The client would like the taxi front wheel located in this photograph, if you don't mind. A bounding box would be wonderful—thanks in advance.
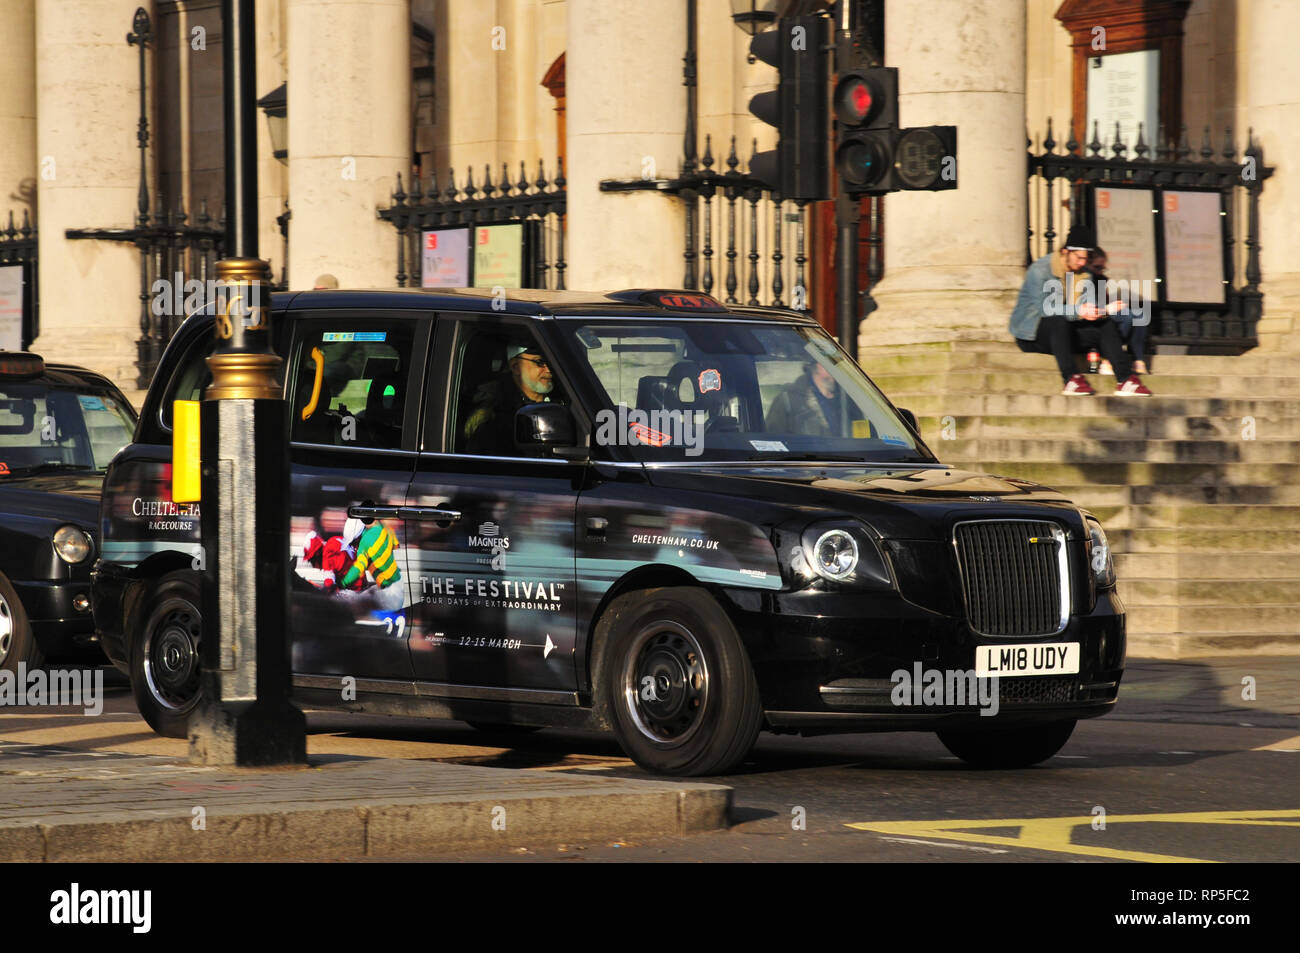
[130,572,203,738]
[0,572,40,675]
[601,587,762,777]
[936,719,1076,769]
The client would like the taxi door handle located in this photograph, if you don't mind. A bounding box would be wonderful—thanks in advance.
[348,504,402,521]
[397,507,462,524]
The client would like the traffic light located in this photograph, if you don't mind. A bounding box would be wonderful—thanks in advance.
[834,66,958,195]
[833,66,897,195]
[747,16,830,201]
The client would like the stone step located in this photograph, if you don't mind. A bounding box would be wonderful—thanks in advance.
[1120,579,1299,606]
[1114,552,1297,579]
[873,370,1300,398]
[1124,605,1300,632]
[893,393,1300,419]
[1084,503,1300,530]
[969,460,1294,488]
[938,437,1300,464]
[862,349,1300,378]
[1106,527,1299,554]
[1045,483,1300,507]
[1126,632,1300,659]
[915,413,1300,441]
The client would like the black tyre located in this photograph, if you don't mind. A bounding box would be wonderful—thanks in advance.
[600,586,762,777]
[129,572,203,738]
[0,572,41,675]
[937,719,1076,769]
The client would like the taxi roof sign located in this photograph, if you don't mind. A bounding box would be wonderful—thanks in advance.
[0,352,44,379]
[609,289,728,312]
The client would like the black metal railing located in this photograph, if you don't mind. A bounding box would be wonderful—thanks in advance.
[601,133,823,312]
[1028,118,1273,352]
[378,161,567,289]
[67,197,227,388]
[0,209,39,348]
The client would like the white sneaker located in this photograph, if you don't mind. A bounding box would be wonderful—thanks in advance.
[1099,360,1114,375]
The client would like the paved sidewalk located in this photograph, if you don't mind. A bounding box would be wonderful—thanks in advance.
[1115,655,1300,729]
[0,745,730,862]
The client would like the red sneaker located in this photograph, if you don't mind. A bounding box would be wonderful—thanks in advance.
[1115,375,1152,397]
[1062,374,1094,396]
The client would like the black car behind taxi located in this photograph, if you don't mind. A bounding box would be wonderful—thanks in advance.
[0,352,137,673]
[92,288,1125,775]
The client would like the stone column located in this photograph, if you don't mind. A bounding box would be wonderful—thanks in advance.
[565,0,686,290]
[257,0,289,286]
[865,0,1028,348]
[33,0,144,395]
[0,0,37,222]
[1247,0,1300,352]
[286,0,409,288]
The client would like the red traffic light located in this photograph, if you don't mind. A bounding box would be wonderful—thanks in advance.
[834,67,897,129]
[845,80,872,122]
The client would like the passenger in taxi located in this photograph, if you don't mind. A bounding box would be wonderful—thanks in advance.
[766,361,842,436]
[463,342,561,454]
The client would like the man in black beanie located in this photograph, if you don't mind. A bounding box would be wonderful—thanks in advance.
[1008,224,1151,396]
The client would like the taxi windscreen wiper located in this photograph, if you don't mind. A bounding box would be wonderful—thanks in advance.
[5,462,98,476]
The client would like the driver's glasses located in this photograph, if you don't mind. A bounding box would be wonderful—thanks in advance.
[518,355,549,368]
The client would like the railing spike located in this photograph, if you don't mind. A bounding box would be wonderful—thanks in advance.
[1043,117,1055,154]
[555,155,566,189]
[1200,125,1214,162]
[1222,126,1235,162]
[702,133,714,170]
[1065,117,1079,155]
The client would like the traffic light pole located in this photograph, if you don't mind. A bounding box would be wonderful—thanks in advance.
[834,0,859,360]
[189,0,305,767]
[835,191,859,360]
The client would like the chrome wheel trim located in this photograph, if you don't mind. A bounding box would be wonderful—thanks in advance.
[142,597,202,712]
[0,594,12,663]
[619,619,710,748]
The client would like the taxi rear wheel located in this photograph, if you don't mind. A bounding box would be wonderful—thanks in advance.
[601,587,762,777]
[937,719,1076,769]
[130,572,203,738]
[0,572,41,674]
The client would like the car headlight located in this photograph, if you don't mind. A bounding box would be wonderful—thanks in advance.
[53,525,93,564]
[1086,517,1115,589]
[785,520,893,589]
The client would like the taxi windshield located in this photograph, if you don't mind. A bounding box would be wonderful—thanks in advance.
[558,319,934,463]
[0,382,136,476]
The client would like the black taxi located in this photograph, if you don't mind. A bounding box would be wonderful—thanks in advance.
[92,288,1124,775]
[0,352,137,673]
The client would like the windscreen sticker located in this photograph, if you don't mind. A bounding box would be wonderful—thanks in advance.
[881,434,910,446]
[852,419,872,438]
[698,368,722,393]
[322,331,387,343]
[78,395,107,411]
[629,422,671,447]
[749,439,788,452]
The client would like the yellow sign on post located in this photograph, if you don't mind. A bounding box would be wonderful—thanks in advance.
[172,400,202,502]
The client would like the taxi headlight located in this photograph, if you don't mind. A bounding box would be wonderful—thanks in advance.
[794,520,894,589]
[812,529,858,579]
[1086,518,1116,589]
[53,525,93,564]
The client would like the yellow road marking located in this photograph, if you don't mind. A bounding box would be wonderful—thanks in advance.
[1253,734,1300,751]
[847,809,1300,863]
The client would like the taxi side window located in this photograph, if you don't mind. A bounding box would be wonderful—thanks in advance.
[289,322,415,450]
[158,329,214,432]
[452,325,561,456]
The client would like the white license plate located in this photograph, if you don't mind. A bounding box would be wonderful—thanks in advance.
[976,642,1080,677]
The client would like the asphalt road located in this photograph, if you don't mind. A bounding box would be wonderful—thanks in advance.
[2,659,1297,863]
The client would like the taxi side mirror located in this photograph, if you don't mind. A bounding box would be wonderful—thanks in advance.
[514,404,587,460]
[897,407,919,434]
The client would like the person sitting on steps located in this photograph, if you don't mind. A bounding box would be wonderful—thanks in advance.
[1008,225,1152,397]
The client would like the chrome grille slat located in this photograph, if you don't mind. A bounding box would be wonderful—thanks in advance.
[953,519,1068,637]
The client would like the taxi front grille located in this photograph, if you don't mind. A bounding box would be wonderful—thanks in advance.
[954,519,1067,637]
[995,675,1077,705]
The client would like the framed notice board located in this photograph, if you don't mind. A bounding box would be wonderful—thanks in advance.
[1159,188,1228,307]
